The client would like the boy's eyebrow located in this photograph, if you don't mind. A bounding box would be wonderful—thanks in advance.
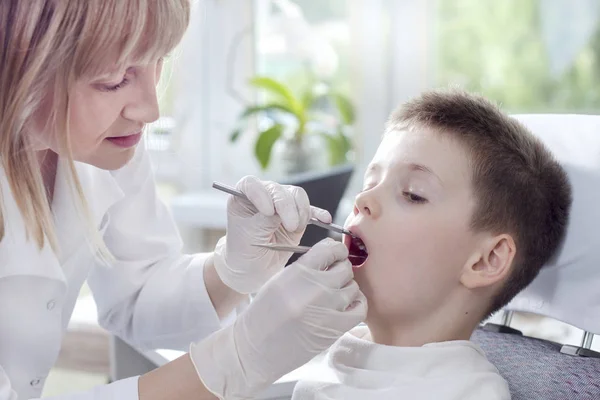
[409,163,443,185]
[365,164,380,174]
[363,163,381,180]
[365,162,443,185]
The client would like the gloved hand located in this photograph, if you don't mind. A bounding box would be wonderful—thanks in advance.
[190,239,367,400]
[213,175,332,294]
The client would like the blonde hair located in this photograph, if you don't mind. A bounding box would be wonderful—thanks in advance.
[0,0,190,256]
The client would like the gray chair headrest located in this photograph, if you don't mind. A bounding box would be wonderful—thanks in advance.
[506,114,600,335]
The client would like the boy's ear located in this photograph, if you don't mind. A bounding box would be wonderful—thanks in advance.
[460,234,516,290]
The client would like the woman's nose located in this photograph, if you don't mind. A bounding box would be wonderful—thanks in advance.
[122,70,160,124]
[354,190,381,218]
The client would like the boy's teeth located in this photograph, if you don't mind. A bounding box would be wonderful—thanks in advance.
[348,237,368,266]
[353,237,367,253]
[356,241,366,252]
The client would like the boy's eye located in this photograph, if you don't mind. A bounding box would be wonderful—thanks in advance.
[403,192,427,204]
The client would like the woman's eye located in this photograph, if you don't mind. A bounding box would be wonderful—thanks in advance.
[403,192,427,204]
[100,77,130,92]
[97,67,136,92]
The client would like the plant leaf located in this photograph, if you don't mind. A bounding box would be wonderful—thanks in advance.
[333,93,356,125]
[230,128,242,142]
[255,124,283,170]
[319,132,347,166]
[240,103,296,119]
[301,88,316,110]
[232,103,298,143]
[336,128,352,153]
[249,76,301,111]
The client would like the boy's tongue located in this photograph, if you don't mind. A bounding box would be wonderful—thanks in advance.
[348,237,368,267]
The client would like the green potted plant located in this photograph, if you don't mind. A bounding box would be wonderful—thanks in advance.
[230,75,355,174]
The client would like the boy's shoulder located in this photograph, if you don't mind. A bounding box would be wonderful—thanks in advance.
[347,324,370,339]
[292,326,511,399]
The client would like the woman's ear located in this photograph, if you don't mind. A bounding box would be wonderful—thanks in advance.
[460,234,516,289]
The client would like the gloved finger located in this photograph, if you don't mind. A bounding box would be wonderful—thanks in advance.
[310,258,354,289]
[251,213,284,239]
[266,182,300,232]
[311,206,332,224]
[344,290,368,318]
[294,238,349,272]
[236,176,275,217]
[318,295,367,332]
[331,280,361,311]
[285,185,311,232]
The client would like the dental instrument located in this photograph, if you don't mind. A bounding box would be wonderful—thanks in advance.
[212,182,359,239]
[251,243,367,262]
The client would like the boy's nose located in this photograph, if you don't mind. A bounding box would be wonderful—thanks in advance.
[354,190,381,218]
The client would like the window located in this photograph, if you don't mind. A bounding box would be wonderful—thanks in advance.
[148,50,179,154]
[433,0,600,113]
[157,55,178,117]
[255,0,352,96]
[147,52,180,191]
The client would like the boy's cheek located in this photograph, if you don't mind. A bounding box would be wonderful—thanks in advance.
[343,212,354,227]
[355,264,415,319]
[353,264,379,300]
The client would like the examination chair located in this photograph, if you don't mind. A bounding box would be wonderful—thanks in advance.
[473,114,600,400]
[282,163,354,265]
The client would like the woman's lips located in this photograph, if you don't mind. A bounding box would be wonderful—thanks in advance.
[106,132,142,148]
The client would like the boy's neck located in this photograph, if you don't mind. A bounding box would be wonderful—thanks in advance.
[365,296,484,347]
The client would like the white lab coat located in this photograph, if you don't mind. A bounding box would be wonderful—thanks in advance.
[0,144,223,399]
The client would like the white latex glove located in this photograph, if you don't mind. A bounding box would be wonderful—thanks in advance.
[190,239,367,400]
[214,175,332,294]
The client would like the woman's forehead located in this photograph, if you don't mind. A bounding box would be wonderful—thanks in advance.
[78,37,170,79]
[74,0,188,78]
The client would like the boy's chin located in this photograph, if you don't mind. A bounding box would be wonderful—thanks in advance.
[352,268,375,302]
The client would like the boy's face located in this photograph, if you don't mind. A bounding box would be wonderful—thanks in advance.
[346,127,483,324]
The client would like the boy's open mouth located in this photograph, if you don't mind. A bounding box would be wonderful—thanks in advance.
[344,232,369,267]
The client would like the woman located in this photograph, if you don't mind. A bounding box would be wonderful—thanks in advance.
[0,1,366,399]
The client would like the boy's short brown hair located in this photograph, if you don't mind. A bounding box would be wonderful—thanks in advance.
[386,88,572,318]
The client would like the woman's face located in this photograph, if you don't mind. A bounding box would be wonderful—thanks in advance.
[32,57,164,170]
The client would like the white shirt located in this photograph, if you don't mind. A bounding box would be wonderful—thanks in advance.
[0,145,223,399]
[292,326,511,400]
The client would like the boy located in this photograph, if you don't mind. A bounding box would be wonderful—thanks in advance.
[292,88,572,399]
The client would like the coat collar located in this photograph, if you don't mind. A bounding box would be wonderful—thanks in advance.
[0,157,125,282]
[51,157,125,264]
